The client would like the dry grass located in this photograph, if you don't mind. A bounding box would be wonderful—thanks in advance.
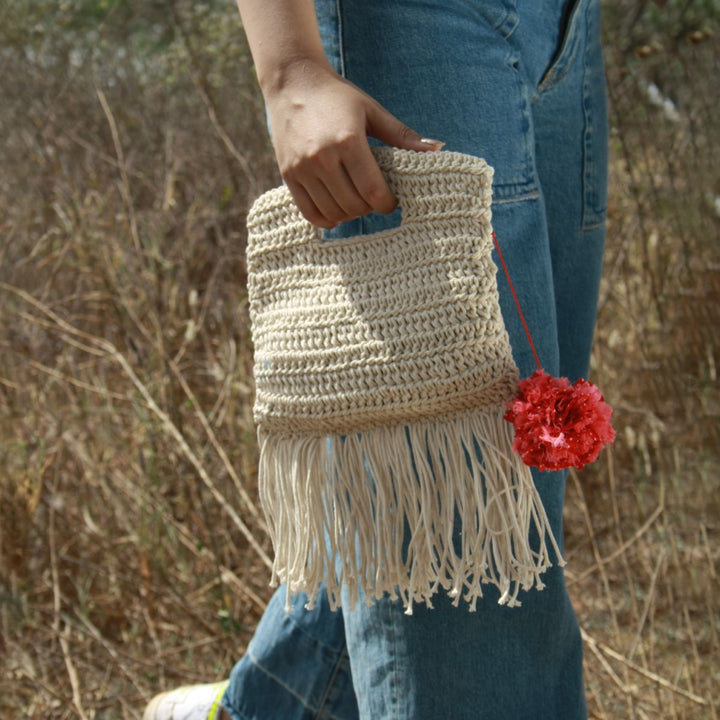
[1,2,718,719]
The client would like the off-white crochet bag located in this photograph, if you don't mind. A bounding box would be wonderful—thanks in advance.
[246,148,561,612]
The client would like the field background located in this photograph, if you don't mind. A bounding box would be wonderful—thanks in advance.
[1,1,718,718]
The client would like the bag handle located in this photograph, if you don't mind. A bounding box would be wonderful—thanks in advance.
[245,148,494,253]
[304,147,494,241]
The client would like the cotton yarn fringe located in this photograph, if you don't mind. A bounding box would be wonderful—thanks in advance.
[258,412,563,613]
[247,148,564,613]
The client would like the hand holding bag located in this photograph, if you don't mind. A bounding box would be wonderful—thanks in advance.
[246,148,562,612]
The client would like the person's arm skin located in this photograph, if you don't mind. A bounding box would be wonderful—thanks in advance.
[236,0,443,228]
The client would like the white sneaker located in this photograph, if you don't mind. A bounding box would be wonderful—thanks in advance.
[142,681,230,720]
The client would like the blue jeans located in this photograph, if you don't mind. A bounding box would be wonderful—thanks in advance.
[224,0,607,717]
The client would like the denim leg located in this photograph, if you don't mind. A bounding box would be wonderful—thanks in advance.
[318,1,604,718]
[223,587,358,720]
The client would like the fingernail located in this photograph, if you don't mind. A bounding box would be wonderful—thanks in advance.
[420,138,445,150]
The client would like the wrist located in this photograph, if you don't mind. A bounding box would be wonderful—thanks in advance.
[258,53,335,100]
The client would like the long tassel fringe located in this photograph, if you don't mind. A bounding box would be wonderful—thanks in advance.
[257,408,564,614]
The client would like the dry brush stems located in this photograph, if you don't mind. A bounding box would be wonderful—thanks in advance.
[565,499,664,586]
[49,482,91,720]
[581,628,709,707]
[96,88,141,256]
[166,357,265,526]
[0,280,272,571]
[167,0,258,194]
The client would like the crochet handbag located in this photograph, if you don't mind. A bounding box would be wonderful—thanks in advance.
[246,148,562,612]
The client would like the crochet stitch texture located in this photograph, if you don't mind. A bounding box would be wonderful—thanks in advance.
[246,148,562,612]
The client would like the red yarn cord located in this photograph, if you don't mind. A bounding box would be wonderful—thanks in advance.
[492,232,543,372]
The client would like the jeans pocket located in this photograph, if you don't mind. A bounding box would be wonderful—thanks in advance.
[580,0,608,227]
[473,0,519,39]
[537,0,585,92]
[533,0,608,228]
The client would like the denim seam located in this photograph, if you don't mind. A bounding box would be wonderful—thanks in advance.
[222,685,261,720]
[221,704,253,720]
[334,0,346,78]
[282,608,345,652]
[389,599,402,720]
[316,647,352,720]
[491,190,541,205]
[246,645,320,712]
[535,0,583,97]
[496,5,519,39]
[580,0,607,229]
[494,13,537,193]
[223,703,254,720]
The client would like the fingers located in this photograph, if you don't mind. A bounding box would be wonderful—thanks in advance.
[283,138,395,228]
[287,167,374,229]
[366,102,444,154]
[343,148,399,215]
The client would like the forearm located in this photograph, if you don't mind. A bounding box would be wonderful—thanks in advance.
[235,0,331,98]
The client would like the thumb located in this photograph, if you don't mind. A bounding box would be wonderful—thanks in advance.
[366,103,445,152]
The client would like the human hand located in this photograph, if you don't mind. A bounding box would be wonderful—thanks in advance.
[264,58,444,228]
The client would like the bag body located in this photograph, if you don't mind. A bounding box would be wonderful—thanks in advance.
[246,148,561,612]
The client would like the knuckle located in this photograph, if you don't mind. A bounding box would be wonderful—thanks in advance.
[350,199,373,218]
[279,161,302,185]
[303,136,359,172]
[307,149,334,173]
[281,150,326,178]
[335,132,362,152]
[326,208,348,226]
[364,183,395,211]
[398,123,420,142]
[313,203,345,228]
[307,210,334,229]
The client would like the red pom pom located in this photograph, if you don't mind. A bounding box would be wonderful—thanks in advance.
[504,370,616,471]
